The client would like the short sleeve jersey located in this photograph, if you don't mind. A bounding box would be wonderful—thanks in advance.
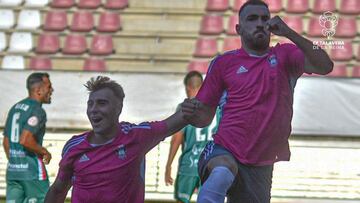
[3,98,48,180]
[58,121,167,203]
[178,108,221,176]
[196,43,305,166]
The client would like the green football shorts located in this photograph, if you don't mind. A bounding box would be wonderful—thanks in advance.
[6,179,49,203]
[174,174,200,203]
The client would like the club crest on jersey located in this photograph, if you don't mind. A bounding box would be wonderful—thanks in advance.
[268,54,278,67]
[117,144,127,160]
[27,116,39,127]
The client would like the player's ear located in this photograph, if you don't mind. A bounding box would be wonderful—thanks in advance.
[236,23,242,35]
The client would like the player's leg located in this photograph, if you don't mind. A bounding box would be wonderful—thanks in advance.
[174,174,198,203]
[197,142,238,203]
[23,179,50,203]
[226,162,273,203]
[6,179,25,203]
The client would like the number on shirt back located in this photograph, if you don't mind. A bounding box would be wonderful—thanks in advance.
[195,118,217,142]
[10,112,20,143]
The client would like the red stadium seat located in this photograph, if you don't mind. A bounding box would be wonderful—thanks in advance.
[29,56,52,70]
[339,0,360,14]
[264,0,282,13]
[232,0,247,11]
[286,0,309,13]
[97,12,121,32]
[352,65,360,77]
[36,33,60,54]
[312,0,336,14]
[83,57,107,71]
[51,0,74,8]
[335,17,357,38]
[283,16,303,34]
[226,14,238,35]
[223,37,241,52]
[330,41,353,61]
[307,16,323,37]
[78,0,101,9]
[104,0,128,9]
[90,35,114,55]
[193,37,218,57]
[70,11,94,32]
[63,34,87,55]
[43,11,67,31]
[327,63,347,77]
[187,60,209,74]
[206,0,229,11]
[200,14,224,35]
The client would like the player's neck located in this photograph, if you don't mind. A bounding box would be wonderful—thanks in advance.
[242,43,269,56]
[28,94,42,104]
[89,126,119,144]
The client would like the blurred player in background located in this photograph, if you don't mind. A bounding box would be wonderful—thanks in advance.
[165,71,221,203]
[45,76,188,203]
[181,0,333,202]
[3,72,54,203]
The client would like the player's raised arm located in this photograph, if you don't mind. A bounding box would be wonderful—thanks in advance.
[45,176,72,203]
[266,16,333,75]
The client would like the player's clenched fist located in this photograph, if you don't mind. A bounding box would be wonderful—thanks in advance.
[266,16,291,37]
[181,98,199,119]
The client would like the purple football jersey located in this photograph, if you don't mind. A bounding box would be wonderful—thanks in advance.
[58,121,167,203]
[196,43,305,166]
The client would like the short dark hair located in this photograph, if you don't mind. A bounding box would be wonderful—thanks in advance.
[26,72,49,92]
[238,0,269,17]
[84,76,125,102]
[183,71,203,88]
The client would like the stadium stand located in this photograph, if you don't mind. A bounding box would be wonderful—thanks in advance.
[199,14,224,35]
[0,32,6,52]
[312,0,336,14]
[29,56,53,70]
[24,0,49,8]
[206,0,229,12]
[0,9,15,29]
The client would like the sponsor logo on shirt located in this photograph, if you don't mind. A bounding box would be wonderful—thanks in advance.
[79,154,90,162]
[9,149,26,158]
[27,116,39,127]
[237,65,248,74]
[268,54,278,67]
[117,144,127,160]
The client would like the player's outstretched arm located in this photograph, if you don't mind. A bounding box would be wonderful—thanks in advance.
[19,129,52,164]
[181,98,217,128]
[267,16,333,75]
[163,110,188,136]
[165,131,184,186]
[45,176,72,203]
